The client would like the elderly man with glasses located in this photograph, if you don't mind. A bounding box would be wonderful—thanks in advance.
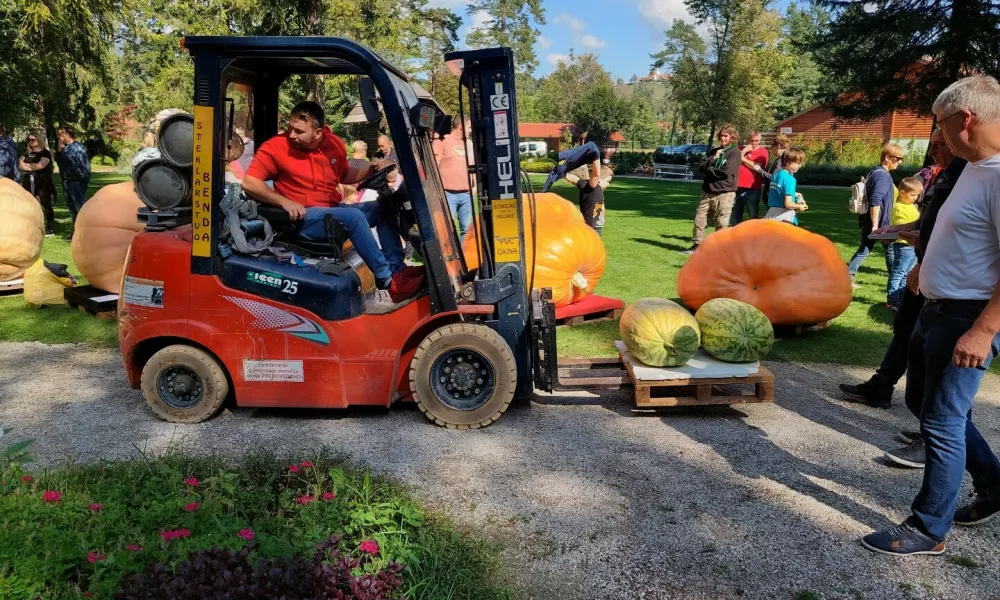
[861,75,1000,557]
[847,142,906,285]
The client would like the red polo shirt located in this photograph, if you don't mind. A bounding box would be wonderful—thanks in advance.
[245,127,350,207]
[737,146,769,191]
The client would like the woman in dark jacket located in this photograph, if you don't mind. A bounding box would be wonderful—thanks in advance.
[20,131,56,236]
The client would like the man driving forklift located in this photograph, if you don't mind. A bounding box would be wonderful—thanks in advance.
[242,100,424,302]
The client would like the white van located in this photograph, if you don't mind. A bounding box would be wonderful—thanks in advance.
[519,140,548,157]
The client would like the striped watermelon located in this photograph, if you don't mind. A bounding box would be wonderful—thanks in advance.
[620,298,701,367]
[695,298,774,363]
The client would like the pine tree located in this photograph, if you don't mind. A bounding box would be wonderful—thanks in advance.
[465,0,546,76]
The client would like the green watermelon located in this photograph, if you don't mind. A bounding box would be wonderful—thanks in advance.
[695,298,774,362]
[620,298,701,367]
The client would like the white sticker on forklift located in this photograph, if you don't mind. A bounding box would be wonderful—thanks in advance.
[123,276,164,308]
[494,113,509,139]
[243,360,304,382]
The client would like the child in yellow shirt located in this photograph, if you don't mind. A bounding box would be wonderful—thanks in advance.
[886,177,922,310]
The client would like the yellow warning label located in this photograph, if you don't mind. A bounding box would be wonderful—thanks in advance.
[191,105,214,258]
[492,198,521,263]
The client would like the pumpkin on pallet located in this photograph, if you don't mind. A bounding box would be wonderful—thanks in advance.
[462,192,605,308]
[677,219,851,327]
[71,181,146,293]
[0,178,44,282]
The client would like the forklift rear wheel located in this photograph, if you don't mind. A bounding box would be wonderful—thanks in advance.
[410,323,517,429]
[140,344,230,424]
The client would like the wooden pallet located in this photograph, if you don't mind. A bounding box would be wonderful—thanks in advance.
[557,306,623,327]
[0,277,24,296]
[616,343,774,408]
[774,320,831,337]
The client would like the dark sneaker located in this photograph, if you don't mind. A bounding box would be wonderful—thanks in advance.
[954,494,1000,527]
[388,272,424,302]
[885,438,925,468]
[839,380,892,409]
[861,521,945,556]
[678,245,698,256]
[896,430,921,444]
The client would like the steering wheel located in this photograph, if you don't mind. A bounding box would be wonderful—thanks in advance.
[356,164,397,191]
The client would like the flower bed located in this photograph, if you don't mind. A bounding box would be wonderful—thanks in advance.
[0,445,509,600]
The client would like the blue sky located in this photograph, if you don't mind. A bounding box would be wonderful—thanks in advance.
[428,0,793,81]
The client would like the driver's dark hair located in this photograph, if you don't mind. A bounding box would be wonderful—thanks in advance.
[290,101,325,129]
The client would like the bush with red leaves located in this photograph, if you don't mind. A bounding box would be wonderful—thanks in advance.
[113,535,404,600]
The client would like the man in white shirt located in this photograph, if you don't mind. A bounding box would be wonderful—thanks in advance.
[862,76,1000,557]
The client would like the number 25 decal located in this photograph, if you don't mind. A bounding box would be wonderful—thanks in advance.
[282,280,298,295]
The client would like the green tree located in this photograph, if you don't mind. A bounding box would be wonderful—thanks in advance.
[772,3,828,120]
[618,95,663,148]
[812,0,1000,120]
[534,52,612,122]
[465,0,546,76]
[570,84,624,146]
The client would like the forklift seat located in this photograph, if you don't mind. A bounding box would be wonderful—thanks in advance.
[256,203,350,258]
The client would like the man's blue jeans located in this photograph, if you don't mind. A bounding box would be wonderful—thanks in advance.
[906,301,1000,541]
[446,191,473,239]
[298,203,402,283]
[730,188,761,225]
[63,180,89,223]
[847,222,888,279]
[886,242,917,306]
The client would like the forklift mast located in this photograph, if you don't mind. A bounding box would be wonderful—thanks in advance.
[446,48,557,397]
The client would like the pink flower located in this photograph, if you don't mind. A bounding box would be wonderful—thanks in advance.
[125,544,143,552]
[183,502,200,512]
[359,539,380,555]
[20,475,32,483]
[160,528,192,541]
[299,460,314,468]
[88,503,103,512]
[42,490,62,503]
[295,495,314,506]
[322,492,335,501]
[87,552,106,564]
[288,465,300,473]
[183,478,199,487]
[237,528,255,541]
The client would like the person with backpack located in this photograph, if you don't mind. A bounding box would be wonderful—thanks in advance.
[846,142,905,287]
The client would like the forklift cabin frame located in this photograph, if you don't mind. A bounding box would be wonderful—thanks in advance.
[181,37,542,398]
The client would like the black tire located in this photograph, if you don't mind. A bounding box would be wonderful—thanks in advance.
[140,344,229,424]
[409,323,517,429]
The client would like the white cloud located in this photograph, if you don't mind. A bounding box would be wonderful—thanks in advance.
[547,53,571,66]
[537,35,552,49]
[554,14,587,33]
[580,35,606,49]
[635,0,691,27]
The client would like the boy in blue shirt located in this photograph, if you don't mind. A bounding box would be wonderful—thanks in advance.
[765,148,808,224]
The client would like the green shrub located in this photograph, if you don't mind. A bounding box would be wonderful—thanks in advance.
[520,159,555,173]
[0,449,510,600]
[610,151,652,174]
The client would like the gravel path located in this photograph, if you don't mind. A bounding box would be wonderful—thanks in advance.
[2,341,1000,600]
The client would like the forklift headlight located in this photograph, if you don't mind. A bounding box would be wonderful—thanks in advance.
[410,103,437,131]
[445,58,464,77]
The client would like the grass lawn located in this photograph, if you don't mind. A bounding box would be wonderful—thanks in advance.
[0,173,127,347]
[3,172,898,369]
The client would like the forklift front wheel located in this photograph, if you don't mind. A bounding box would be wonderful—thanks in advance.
[140,344,230,424]
[409,323,517,429]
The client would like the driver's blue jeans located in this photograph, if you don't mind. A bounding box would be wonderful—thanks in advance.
[298,203,403,282]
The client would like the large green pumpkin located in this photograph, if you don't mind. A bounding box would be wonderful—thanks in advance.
[619,298,701,367]
[695,298,774,362]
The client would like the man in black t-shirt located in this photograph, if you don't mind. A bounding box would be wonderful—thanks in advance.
[566,158,613,235]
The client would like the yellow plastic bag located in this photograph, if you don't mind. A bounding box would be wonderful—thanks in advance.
[23,259,77,307]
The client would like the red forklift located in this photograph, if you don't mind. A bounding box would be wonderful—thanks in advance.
[118,37,571,428]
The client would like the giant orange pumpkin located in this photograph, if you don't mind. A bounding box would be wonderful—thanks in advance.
[72,182,146,293]
[677,219,852,326]
[0,178,44,281]
[462,193,605,307]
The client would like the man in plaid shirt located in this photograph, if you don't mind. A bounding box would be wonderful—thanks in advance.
[56,125,90,231]
[0,123,19,181]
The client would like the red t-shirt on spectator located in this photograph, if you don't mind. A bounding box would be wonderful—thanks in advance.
[245,127,349,208]
[737,146,770,191]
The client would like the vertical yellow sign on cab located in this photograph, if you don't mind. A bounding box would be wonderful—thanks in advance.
[191,105,214,258]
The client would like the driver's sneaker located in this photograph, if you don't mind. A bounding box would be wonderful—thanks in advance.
[861,520,945,556]
[388,271,424,302]
[954,494,1000,527]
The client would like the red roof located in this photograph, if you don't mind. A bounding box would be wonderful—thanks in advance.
[519,123,573,138]
[609,131,627,143]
